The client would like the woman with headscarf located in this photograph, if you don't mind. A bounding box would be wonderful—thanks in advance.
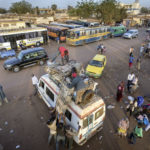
[116,81,124,102]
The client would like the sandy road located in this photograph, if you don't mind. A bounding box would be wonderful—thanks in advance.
[0,27,150,150]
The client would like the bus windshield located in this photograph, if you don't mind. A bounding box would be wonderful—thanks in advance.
[89,60,103,67]
[17,52,24,60]
[67,31,75,39]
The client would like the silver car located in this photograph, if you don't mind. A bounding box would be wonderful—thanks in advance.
[123,29,138,39]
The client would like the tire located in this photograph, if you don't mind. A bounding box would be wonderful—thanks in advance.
[39,60,44,66]
[13,66,20,72]
[36,42,41,47]
[82,90,94,102]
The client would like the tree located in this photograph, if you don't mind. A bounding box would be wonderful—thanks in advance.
[95,0,127,24]
[0,8,7,14]
[141,7,150,14]
[67,5,73,10]
[76,0,96,18]
[9,0,33,14]
[51,4,57,11]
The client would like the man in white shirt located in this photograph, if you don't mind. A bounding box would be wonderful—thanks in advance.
[127,73,135,92]
[32,74,38,96]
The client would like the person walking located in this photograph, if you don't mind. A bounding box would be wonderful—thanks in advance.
[129,47,134,56]
[116,81,124,102]
[129,123,143,144]
[47,118,57,145]
[56,122,65,150]
[139,44,144,58]
[136,58,141,72]
[0,84,8,106]
[31,74,38,96]
[129,55,134,70]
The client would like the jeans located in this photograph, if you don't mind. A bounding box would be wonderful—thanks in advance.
[129,132,136,144]
[33,85,37,96]
[48,132,56,144]
[56,135,65,150]
[66,136,73,150]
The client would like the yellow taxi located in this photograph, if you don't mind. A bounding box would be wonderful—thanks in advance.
[86,54,106,78]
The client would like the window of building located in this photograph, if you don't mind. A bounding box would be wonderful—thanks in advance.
[11,23,16,26]
[46,87,54,101]
[3,24,9,27]
[95,108,104,120]
[65,109,72,121]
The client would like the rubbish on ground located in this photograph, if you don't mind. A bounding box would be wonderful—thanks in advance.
[0,128,2,131]
[107,105,115,109]
[87,145,90,148]
[4,121,8,125]
[16,145,20,149]
[120,106,123,109]
[10,130,14,134]
[40,117,44,120]
[124,101,128,104]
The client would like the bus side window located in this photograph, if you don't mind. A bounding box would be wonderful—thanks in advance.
[90,30,92,35]
[95,107,104,120]
[46,87,54,102]
[65,109,72,122]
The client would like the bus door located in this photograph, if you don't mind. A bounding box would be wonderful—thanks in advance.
[9,36,17,50]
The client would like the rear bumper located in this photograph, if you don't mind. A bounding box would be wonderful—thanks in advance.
[86,72,102,78]
[77,122,103,146]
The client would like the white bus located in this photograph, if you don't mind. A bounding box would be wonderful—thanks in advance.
[0,27,48,51]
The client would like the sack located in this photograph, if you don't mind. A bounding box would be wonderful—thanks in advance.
[137,96,144,107]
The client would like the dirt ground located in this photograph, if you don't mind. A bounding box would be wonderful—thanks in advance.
[0,27,150,150]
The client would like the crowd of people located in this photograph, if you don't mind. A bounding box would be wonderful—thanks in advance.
[116,33,150,144]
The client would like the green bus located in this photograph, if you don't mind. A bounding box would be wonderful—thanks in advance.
[110,26,126,37]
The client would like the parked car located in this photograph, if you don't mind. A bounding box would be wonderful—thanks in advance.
[146,28,150,33]
[3,47,48,72]
[86,54,106,78]
[0,50,16,59]
[123,29,138,39]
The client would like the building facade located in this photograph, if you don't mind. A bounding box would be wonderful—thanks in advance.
[120,0,141,15]
[0,20,26,30]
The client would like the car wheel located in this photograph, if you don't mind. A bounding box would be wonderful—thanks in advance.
[39,60,44,66]
[13,66,20,72]
[36,42,41,47]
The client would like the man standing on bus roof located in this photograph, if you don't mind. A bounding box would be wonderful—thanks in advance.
[58,47,69,65]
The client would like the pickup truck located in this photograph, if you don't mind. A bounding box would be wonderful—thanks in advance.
[0,50,16,59]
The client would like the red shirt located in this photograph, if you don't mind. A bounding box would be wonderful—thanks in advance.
[59,47,69,57]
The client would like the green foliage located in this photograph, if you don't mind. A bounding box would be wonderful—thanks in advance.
[76,0,96,18]
[0,8,7,14]
[51,4,57,11]
[68,8,77,16]
[9,0,33,14]
[141,7,150,14]
[68,0,127,23]
[68,5,73,10]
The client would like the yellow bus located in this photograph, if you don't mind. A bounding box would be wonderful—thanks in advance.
[0,27,47,50]
[66,26,111,46]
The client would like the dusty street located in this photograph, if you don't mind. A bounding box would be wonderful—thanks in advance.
[0,27,150,150]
